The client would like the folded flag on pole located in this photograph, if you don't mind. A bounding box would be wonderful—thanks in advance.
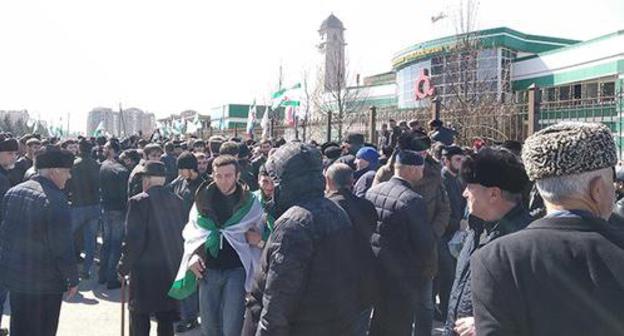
[246,100,257,137]
[261,106,271,139]
[92,121,105,137]
[271,83,302,109]
[186,114,202,134]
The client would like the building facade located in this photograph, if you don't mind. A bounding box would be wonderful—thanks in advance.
[87,107,156,137]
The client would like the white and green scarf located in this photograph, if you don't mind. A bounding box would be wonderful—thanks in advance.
[169,192,263,300]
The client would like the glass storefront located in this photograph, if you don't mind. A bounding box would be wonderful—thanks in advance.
[396,47,517,109]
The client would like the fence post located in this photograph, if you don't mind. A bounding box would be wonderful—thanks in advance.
[369,106,377,146]
[527,83,540,136]
[327,112,332,143]
[431,96,441,120]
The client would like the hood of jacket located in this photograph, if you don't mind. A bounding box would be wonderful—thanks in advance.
[264,143,325,216]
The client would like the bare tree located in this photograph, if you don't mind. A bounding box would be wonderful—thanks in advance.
[431,0,521,143]
[312,56,368,141]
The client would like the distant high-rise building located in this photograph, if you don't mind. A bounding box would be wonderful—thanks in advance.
[87,107,155,137]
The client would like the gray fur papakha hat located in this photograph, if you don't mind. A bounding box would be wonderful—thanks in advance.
[521,122,617,181]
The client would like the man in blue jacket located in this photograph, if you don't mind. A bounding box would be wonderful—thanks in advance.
[0,145,78,336]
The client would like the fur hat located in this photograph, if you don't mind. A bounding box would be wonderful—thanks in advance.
[0,133,18,152]
[460,147,528,194]
[35,145,75,169]
[522,122,617,181]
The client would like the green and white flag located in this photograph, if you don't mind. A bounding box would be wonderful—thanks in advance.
[168,191,263,300]
[271,83,302,109]
[92,121,105,137]
[186,114,201,134]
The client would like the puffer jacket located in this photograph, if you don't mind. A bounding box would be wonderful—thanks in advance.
[365,176,436,282]
[244,143,359,336]
[374,156,450,276]
[444,204,532,335]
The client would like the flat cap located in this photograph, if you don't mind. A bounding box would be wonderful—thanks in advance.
[522,122,617,181]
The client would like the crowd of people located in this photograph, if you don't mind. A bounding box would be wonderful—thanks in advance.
[0,117,622,336]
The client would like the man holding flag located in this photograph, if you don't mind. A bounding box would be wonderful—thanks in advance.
[169,155,264,336]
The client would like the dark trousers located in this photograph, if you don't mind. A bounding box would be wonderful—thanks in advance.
[370,276,418,336]
[434,238,456,320]
[10,291,63,336]
[129,310,176,336]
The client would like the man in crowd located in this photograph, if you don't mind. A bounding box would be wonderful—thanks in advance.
[429,119,455,146]
[161,142,178,184]
[167,151,206,333]
[9,136,41,186]
[99,140,130,289]
[172,155,263,336]
[192,140,206,154]
[435,145,466,321]
[251,139,272,178]
[0,134,19,336]
[353,146,379,197]
[205,135,224,175]
[443,147,531,336]
[118,161,185,336]
[366,149,435,336]
[238,143,258,191]
[69,138,101,280]
[128,143,163,197]
[0,145,77,336]
[244,143,359,335]
[195,151,210,181]
[378,123,390,150]
[472,122,624,335]
[252,165,276,244]
[335,132,365,170]
[407,132,451,335]
[326,163,378,336]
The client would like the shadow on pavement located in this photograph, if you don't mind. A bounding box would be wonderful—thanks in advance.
[65,292,99,305]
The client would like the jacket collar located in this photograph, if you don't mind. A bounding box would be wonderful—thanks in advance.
[527,215,608,232]
[390,176,413,189]
[33,175,62,192]
[196,181,247,220]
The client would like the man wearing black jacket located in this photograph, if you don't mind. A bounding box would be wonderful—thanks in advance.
[99,140,130,289]
[365,149,435,336]
[326,163,378,336]
[472,123,624,336]
[167,151,205,333]
[0,134,18,336]
[0,145,78,336]
[69,139,101,279]
[444,148,531,336]
[244,143,359,336]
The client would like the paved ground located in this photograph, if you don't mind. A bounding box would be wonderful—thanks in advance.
[1,273,202,336]
[0,262,444,335]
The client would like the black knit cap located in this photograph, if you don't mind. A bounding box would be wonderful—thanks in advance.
[460,147,529,194]
[177,151,198,171]
[0,133,18,152]
[35,145,75,169]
